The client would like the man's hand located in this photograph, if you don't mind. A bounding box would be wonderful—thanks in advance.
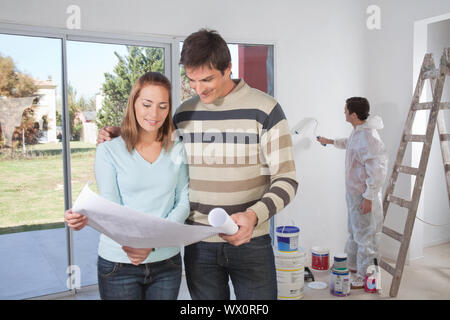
[317,136,334,145]
[122,246,153,266]
[97,126,121,145]
[220,209,258,246]
[360,198,372,214]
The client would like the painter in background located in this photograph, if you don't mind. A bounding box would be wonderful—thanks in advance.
[317,97,388,289]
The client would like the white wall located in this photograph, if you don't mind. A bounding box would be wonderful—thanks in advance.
[1,0,449,263]
[423,19,450,248]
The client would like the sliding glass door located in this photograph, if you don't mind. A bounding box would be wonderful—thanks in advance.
[0,28,171,299]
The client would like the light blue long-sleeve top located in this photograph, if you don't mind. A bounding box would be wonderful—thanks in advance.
[94,136,190,264]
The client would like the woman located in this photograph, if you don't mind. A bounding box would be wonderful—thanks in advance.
[64,72,190,300]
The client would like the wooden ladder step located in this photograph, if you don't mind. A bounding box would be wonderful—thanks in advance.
[422,69,439,79]
[412,102,433,110]
[396,165,420,175]
[387,195,413,209]
[379,259,396,276]
[403,134,427,142]
[440,134,450,141]
[412,102,450,111]
[382,226,404,242]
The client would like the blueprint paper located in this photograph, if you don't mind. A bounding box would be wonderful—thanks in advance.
[71,183,237,248]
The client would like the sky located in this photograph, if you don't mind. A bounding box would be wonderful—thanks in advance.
[0,33,62,91]
[0,33,240,101]
[0,33,136,99]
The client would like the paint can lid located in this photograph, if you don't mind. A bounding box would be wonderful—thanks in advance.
[334,253,348,261]
[308,282,328,290]
[274,246,306,256]
[276,226,299,234]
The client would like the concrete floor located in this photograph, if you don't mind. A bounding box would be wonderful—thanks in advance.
[35,242,450,300]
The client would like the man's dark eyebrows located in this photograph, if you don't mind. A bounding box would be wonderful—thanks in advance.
[201,75,215,81]
[186,75,215,81]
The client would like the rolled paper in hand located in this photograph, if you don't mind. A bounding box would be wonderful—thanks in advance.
[208,208,238,235]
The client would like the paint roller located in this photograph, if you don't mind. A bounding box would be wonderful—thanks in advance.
[290,117,326,146]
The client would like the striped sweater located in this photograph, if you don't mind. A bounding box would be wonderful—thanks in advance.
[173,79,298,242]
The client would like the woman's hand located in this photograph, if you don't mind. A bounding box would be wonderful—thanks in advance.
[122,246,153,266]
[64,209,88,231]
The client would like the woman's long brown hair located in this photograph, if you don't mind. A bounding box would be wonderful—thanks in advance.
[121,72,175,153]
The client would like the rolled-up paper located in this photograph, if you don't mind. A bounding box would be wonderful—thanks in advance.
[208,208,238,235]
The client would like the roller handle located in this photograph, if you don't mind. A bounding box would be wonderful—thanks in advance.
[316,136,326,147]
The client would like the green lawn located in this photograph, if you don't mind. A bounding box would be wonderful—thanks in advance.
[0,141,98,234]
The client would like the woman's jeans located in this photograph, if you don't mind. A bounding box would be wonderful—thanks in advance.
[184,234,277,300]
[97,254,182,300]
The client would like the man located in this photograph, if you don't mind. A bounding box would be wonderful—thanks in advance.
[317,97,387,289]
[98,29,298,299]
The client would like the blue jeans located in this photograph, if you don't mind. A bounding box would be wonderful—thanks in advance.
[97,254,182,300]
[184,234,277,300]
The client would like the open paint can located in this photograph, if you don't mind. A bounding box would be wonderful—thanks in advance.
[276,226,300,252]
[311,247,329,271]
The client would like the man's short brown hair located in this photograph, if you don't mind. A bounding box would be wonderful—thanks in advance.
[346,97,370,121]
[180,28,231,74]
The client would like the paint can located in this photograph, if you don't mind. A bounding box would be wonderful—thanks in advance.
[333,253,348,270]
[329,266,350,297]
[311,247,329,271]
[276,226,300,252]
[275,247,305,300]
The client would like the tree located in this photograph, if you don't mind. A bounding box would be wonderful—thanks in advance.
[96,46,164,128]
[181,65,196,102]
[55,84,96,140]
[0,54,38,151]
[0,54,37,97]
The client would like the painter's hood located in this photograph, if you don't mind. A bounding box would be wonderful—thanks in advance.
[358,115,384,130]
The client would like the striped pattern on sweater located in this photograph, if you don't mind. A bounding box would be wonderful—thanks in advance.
[173,79,298,242]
